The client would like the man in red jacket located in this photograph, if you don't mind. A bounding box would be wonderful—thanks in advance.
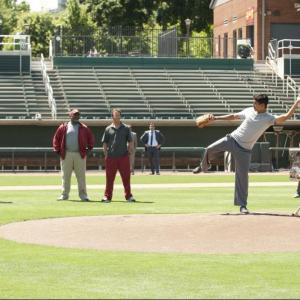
[53,109,95,201]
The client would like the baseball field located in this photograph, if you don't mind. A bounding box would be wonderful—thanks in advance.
[1,172,300,299]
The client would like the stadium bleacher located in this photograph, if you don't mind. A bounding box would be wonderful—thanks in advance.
[0,72,51,119]
[1,66,299,120]
[49,67,300,119]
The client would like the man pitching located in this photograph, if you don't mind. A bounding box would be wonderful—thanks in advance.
[194,94,300,214]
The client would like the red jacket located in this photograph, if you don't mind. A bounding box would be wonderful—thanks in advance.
[53,122,95,159]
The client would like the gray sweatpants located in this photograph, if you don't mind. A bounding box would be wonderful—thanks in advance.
[201,135,251,207]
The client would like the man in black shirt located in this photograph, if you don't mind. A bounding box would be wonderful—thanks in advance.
[101,108,135,203]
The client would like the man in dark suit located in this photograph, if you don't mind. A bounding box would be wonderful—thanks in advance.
[140,122,165,175]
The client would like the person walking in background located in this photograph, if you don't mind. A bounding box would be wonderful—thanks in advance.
[101,108,135,203]
[194,94,300,214]
[140,122,165,175]
[53,109,95,201]
[128,125,138,175]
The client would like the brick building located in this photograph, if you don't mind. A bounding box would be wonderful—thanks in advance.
[209,0,300,60]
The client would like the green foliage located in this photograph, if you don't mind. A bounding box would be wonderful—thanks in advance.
[84,0,157,29]
[0,0,29,35]
[156,0,212,34]
[62,0,96,35]
[0,0,214,56]
[14,12,56,56]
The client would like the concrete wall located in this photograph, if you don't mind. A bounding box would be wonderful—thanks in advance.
[53,57,253,70]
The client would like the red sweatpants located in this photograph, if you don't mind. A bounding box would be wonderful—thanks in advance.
[104,155,132,200]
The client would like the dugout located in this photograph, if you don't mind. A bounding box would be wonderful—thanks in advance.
[0,119,299,170]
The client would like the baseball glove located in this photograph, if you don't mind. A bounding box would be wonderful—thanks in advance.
[195,114,214,128]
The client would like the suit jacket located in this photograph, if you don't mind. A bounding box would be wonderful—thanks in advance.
[140,130,165,150]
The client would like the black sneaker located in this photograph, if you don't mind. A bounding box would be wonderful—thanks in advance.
[101,197,111,203]
[240,206,249,214]
[193,166,202,174]
[126,196,136,203]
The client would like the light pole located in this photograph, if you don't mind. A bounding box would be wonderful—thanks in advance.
[23,24,30,50]
[0,17,3,51]
[185,18,191,57]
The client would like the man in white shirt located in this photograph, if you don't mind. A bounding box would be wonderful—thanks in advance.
[140,123,165,175]
[195,94,300,214]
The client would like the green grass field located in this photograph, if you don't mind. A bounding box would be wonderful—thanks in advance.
[1,173,300,299]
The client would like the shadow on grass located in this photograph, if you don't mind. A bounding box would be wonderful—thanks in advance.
[0,201,13,204]
[222,212,300,218]
[62,200,154,204]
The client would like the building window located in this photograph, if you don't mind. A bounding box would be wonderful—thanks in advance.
[246,25,254,47]
[233,30,237,58]
[238,28,243,39]
[223,33,228,58]
[218,35,221,57]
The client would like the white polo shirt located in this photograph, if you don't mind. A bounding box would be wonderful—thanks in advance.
[231,107,276,150]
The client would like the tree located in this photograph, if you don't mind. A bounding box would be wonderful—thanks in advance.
[54,0,97,56]
[156,0,212,35]
[60,0,96,35]
[14,12,56,56]
[0,0,30,35]
[83,0,158,30]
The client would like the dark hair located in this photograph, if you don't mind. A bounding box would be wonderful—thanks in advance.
[254,94,269,106]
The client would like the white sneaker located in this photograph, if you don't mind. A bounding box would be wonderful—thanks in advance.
[240,206,249,214]
[126,196,136,202]
[294,194,300,198]
[57,195,68,201]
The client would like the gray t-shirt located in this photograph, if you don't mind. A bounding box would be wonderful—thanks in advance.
[102,123,132,157]
[231,107,276,150]
[66,122,79,152]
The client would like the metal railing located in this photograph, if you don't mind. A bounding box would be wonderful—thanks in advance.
[267,39,300,81]
[41,53,57,119]
[0,147,205,172]
[50,29,244,59]
[0,146,295,172]
[286,75,299,100]
[0,34,31,74]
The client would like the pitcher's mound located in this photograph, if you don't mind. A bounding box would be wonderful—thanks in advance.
[1,213,300,254]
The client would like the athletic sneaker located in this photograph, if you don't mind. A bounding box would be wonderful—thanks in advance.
[193,165,202,174]
[240,206,249,214]
[126,196,136,203]
[57,195,68,201]
[101,196,111,203]
[294,194,300,198]
[81,197,90,202]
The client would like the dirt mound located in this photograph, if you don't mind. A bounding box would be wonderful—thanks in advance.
[1,213,300,254]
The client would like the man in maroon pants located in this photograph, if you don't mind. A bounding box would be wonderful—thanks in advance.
[101,108,135,203]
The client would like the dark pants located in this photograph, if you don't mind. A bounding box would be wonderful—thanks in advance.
[201,135,251,207]
[104,155,132,200]
[147,147,160,174]
[297,182,300,194]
